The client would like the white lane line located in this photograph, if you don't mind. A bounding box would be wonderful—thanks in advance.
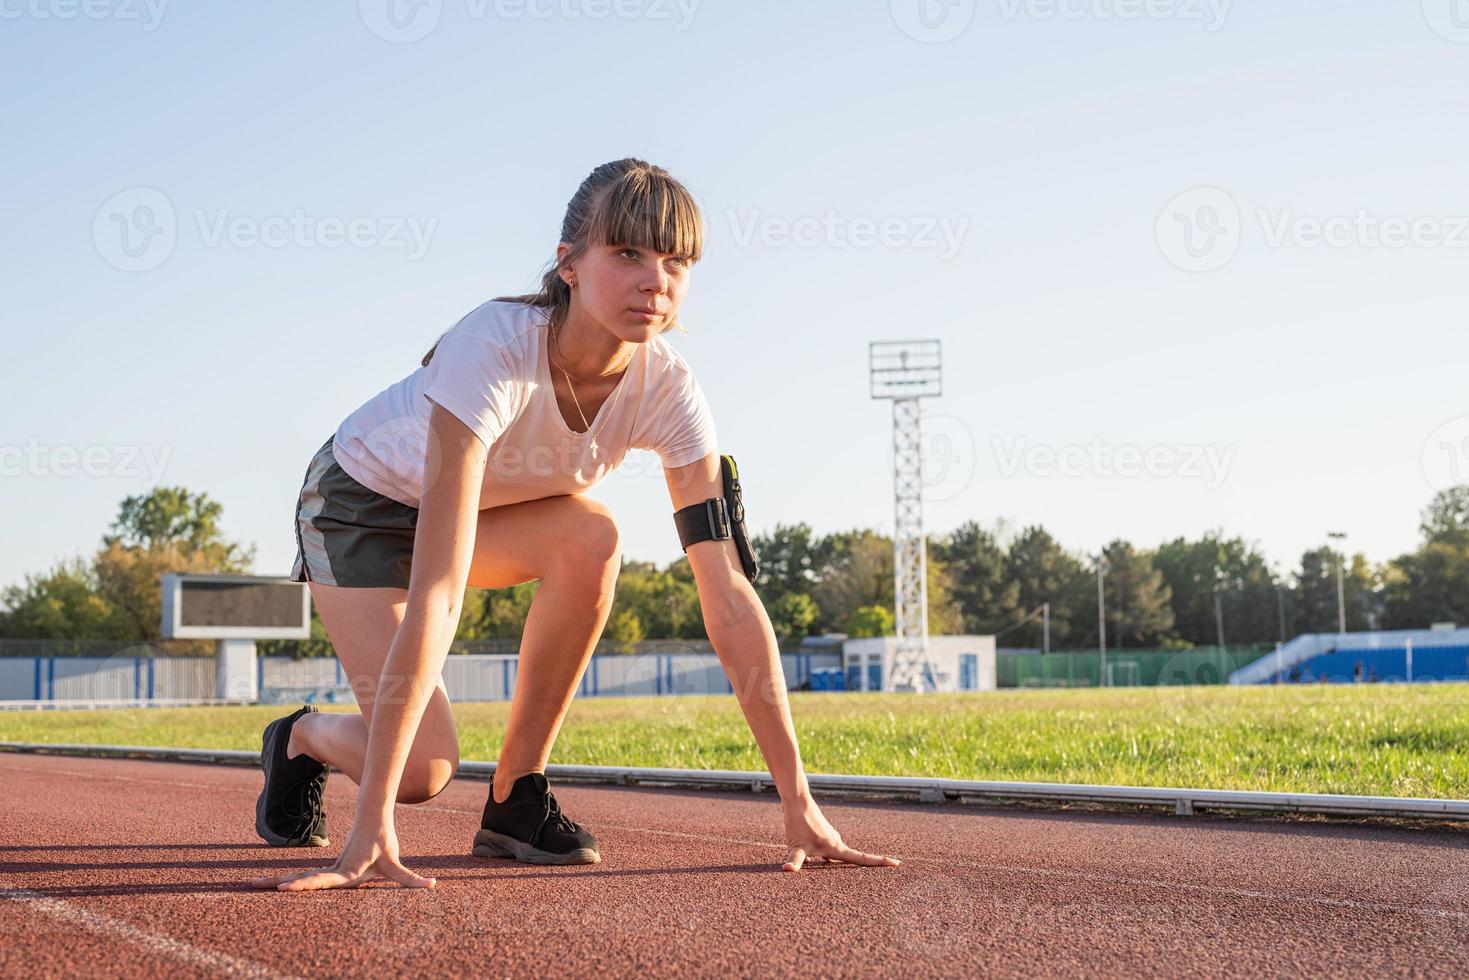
[14,764,1468,925]
[578,820,1469,924]
[0,880,302,979]
[0,763,244,793]
[426,804,1468,919]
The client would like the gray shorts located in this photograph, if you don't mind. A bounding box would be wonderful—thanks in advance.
[289,435,419,590]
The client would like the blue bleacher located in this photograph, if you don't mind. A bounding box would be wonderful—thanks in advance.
[1273,644,1469,683]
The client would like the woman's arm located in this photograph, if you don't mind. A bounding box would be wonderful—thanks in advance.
[664,453,900,873]
[260,405,487,891]
[353,406,486,818]
[696,555,810,803]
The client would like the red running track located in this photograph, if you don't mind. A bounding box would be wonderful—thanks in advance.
[0,753,1466,978]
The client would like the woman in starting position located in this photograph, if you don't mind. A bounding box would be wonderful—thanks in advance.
[253,158,900,891]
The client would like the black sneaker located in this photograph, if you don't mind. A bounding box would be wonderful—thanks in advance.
[472,772,601,865]
[255,706,330,847]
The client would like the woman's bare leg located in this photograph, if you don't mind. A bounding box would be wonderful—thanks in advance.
[286,582,460,804]
[460,493,623,805]
[290,492,619,806]
[487,517,619,803]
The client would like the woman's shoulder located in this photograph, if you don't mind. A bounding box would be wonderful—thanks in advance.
[439,298,546,355]
[635,334,709,419]
[641,332,695,380]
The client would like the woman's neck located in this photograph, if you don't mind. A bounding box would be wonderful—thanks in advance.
[553,306,637,382]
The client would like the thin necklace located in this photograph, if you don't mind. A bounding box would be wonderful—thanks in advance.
[552,323,633,454]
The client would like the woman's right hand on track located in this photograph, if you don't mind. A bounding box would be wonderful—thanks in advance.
[251,815,436,892]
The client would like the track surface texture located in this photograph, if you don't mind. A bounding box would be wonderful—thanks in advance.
[1,754,1466,978]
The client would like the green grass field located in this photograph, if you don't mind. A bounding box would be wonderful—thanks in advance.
[3,686,1467,798]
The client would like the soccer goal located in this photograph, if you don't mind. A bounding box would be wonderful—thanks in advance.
[1104,661,1142,687]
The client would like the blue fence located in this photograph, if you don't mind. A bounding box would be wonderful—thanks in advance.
[1,651,842,705]
[0,655,215,704]
[262,651,839,702]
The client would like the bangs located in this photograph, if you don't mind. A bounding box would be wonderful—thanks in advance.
[583,169,703,263]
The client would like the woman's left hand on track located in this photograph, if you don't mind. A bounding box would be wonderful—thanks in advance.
[779,796,901,872]
[251,816,436,892]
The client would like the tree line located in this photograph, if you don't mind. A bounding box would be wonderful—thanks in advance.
[3,485,1466,655]
[734,483,1467,650]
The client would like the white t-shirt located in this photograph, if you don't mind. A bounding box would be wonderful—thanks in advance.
[331,299,719,509]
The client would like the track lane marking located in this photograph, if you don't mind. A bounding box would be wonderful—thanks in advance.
[423,803,1469,921]
[0,763,244,792]
[0,879,303,979]
[9,761,1468,926]
[587,823,1469,923]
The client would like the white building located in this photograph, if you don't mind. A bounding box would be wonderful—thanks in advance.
[842,635,997,692]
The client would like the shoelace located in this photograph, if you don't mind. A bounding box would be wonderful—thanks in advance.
[284,777,324,823]
[543,792,579,835]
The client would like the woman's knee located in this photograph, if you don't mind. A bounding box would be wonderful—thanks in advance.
[392,689,459,804]
[396,747,460,804]
[554,500,621,582]
[574,501,621,562]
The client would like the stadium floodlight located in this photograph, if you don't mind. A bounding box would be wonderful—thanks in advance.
[1095,553,1109,684]
[868,340,942,399]
[868,340,942,693]
[1327,531,1347,634]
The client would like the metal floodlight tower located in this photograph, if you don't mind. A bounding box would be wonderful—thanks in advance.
[868,339,943,693]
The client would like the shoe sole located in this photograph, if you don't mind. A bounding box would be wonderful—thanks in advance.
[471,829,601,865]
[255,715,330,848]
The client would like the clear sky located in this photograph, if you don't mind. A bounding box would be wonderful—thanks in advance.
[3,1,1467,592]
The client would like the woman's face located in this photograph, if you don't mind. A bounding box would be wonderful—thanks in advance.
[560,241,691,341]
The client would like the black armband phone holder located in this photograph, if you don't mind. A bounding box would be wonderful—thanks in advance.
[672,453,759,584]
